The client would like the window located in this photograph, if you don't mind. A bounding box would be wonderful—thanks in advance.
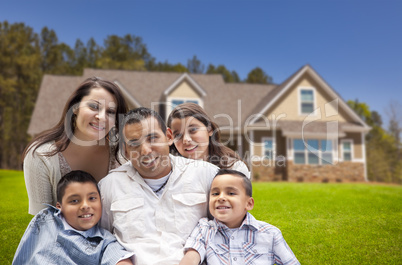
[300,89,314,114]
[294,139,306,164]
[293,138,334,165]
[307,139,319,164]
[321,140,333,165]
[342,140,353,161]
[263,138,273,159]
[170,98,200,110]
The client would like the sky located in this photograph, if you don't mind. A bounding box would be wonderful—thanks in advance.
[1,0,401,126]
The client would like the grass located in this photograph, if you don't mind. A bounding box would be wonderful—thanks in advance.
[0,170,32,264]
[1,170,401,264]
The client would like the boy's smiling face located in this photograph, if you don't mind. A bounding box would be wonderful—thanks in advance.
[209,174,254,228]
[56,182,102,231]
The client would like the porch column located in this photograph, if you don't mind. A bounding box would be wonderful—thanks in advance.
[362,132,368,182]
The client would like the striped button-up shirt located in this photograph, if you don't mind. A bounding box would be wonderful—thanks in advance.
[12,206,133,265]
[184,212,300,265]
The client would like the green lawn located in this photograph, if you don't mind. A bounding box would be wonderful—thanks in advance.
[1,170,401,264]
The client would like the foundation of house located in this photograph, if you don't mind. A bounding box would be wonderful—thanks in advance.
[251,160,365,183]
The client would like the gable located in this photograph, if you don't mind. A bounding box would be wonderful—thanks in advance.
[168,80,202,98]
[248,65,370,131]
[264,73,350,123]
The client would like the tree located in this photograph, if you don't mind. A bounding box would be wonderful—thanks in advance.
[0,21,41,169]
[385,100,402,183]
[347,99,401,183]
[231,71,240,83]
[39,27,75,75]
[347,99,372,125]
[206,64,240,83]
[187,55,204,74]
[86,37,101,68]
[72,39,87,74]
[245,67,272,84]
[146,59,188,73]
[40,27,59,73]
[96,34,150,71]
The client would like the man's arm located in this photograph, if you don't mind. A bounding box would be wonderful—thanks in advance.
[179,249,201,265]
[98,179,113,231]
[272,229,300,265]
[116,258,133,265]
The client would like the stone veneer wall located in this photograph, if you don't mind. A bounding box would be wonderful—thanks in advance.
[251,160,284,181]
[286,161,365,182]
[251,160,365,182]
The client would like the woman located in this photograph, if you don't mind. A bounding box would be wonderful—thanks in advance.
[167,103,249,177]
[22,77,128,215]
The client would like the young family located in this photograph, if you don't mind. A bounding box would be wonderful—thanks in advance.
[14,77,299,264]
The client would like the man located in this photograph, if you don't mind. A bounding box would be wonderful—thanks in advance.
[99,107,219,265]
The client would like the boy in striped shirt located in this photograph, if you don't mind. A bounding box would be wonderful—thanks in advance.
[13,170,133,265]
[180,169,300,265]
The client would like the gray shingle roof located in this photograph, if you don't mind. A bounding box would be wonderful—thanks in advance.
[28,65,368,136]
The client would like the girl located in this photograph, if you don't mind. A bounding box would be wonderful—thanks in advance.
[167,103,249,177]
[22,77,128,215]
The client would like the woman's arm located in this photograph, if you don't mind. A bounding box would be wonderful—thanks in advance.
[23,146,57,215]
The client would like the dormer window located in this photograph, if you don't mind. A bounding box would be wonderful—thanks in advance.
[300,88,315,114]
[171,98,200,110]
[166,97,203,120]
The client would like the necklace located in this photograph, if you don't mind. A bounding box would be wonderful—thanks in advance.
[153,177,169,193]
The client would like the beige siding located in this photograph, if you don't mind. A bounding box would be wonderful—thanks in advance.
[168,81,201,98]
[265,73,354,123]
[252,131,273,156]
[339,132,363,160]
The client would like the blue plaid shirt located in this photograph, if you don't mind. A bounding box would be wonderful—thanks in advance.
[13,206,133,265]
[184,212,300,265]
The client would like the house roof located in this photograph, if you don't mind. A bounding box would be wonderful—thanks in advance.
[28,75,83,136]
[28,65,370,136]
[28,69,277,135]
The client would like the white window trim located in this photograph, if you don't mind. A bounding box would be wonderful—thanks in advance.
[287,138,293,160]
[340,139,354,162]
[262,137,275,160]
[362,132,368,181]
[298,87,317,116]
[291,138,336,165]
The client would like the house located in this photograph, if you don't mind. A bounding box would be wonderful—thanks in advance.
[28,65,371,182]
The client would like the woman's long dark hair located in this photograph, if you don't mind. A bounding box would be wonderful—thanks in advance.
[22,77,128,164]
[167,102,244,169]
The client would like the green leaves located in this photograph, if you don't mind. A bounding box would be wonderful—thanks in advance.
[0,21,41,169]
[347,99,402,183]
[245,66,273,84]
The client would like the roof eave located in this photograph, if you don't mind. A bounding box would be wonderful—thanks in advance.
[163,73,207,98]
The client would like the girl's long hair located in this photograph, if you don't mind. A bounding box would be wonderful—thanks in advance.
[22,77,128,164]
[167,102,244,169]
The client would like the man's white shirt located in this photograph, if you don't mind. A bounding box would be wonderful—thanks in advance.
[99,154,219,265]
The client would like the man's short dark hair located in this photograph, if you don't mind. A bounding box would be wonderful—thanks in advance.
[214,169,252,197]
[122,107,167,134]
[57,170,100,203]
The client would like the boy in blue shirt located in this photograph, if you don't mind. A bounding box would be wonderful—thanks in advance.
[180,169,300,265]
[13,170,134,265]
